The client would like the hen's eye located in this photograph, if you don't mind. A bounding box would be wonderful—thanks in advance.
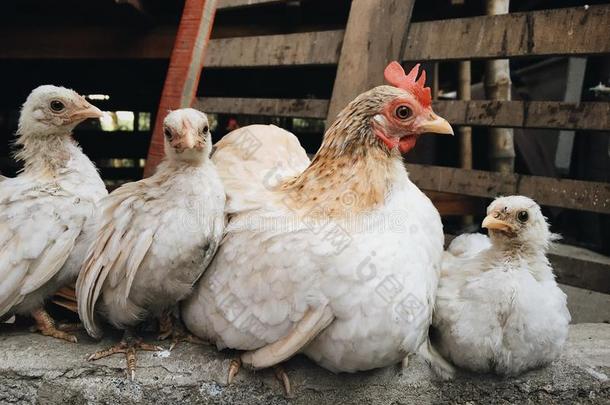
[50,100,65,112]
[164,129,172,139]
[202,125,209,133]
[395,105,412,120]
[517,211,529,223]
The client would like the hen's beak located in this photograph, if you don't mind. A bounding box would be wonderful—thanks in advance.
[69,104,104,122]
[482,214,515,232]
[419,113,454,135]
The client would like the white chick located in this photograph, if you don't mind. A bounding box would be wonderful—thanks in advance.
[0,85,106,342]
[432,196,570,376]
[76,108,225,379]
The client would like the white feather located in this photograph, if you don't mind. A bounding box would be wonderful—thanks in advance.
[433,196,571,376]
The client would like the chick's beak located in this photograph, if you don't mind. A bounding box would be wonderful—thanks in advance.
[418,112,454,135]
[182,130,197,149]
[69,103,104,123]
[482,213,515,232]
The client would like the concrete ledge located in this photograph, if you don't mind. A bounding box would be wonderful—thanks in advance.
[0,324,608,404]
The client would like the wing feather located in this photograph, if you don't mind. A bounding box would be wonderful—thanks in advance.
[122,229,154,304]
[76,180,159,339]
[0,178,90,318]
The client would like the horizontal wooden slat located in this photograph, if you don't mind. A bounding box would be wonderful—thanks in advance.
[427,191,484,217]
[404,5,610,61]
[195,97,328,118]
[218,0,286,9]
[0,26,177,59]
[433,100,610,131]
[195,97,610,131]
[3,6,608,62]
[204,30,343,67]
[408,164,610,214]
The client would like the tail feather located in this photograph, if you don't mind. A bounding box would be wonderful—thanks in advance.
[212,125,310,215]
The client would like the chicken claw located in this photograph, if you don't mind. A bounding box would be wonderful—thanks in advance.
[87,331,163,380]
[273,364,293,397]
[157,312,206,351]
[31,308,77,343]
[227,358,241,385]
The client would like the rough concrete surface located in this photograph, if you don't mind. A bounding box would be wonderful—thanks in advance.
[0,324,608,404]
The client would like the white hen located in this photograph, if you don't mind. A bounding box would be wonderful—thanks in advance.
[0,85,106,342]
[433,196,571,376]
[76,108,225,379]
[182,62,455,394]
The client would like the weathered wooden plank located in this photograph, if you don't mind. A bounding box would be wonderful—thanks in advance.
[433,100,610,131]
[195,97,328,118]
[144,0,218,176]
[426,191,484,217]
[4,6,608,62]
[204,30,343,67]
[0,26,177,59]
[326,0,415,124]
[407,164,610,214]
[217,0,285,9]
[404,5,610,61]
[194,97,610,131]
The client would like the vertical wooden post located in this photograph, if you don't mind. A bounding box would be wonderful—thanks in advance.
[143,0,218,177]
[485,0,514,174]
[458,60,474,226]
[326,0,416,126]
[458,61,472,170]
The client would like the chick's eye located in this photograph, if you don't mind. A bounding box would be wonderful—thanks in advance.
[517,211,529,222]
[164,129,172,139]
[395,105,412,120]
[202,125,209,134]
[50,100,65,112]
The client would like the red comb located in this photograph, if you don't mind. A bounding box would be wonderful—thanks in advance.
[384,61,432,108]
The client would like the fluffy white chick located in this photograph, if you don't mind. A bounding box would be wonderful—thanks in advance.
[432,196,570,376]
[76,108,225,379]
[0,85,106,342]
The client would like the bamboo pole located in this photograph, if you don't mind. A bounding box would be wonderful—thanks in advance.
[484,0,515,174]
[458,61,472,170]
[458,60,474,226]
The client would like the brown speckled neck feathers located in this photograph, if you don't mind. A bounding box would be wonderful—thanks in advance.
[281,103,399,216]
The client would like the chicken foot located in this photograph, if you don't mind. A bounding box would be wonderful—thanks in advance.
[157,310,205,351]
[31,307,77,343]
[226,357,292,397]
[87,329,163,380]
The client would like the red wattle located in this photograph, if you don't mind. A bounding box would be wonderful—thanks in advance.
[374,130,399,151]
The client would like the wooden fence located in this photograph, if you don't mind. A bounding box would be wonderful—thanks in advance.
[194,0,610,293]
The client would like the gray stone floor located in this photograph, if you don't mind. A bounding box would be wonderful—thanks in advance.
[0,324,608,404]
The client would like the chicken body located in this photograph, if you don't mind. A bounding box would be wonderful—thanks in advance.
[183,65,454,375]
[77,108,225,342]
[0,86,105,341]
[184,128,443,372]
[433,196,571,376]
